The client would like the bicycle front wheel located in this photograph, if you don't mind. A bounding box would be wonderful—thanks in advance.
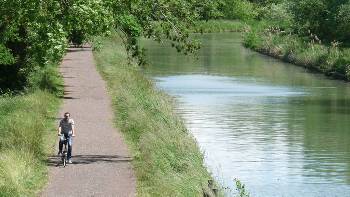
[62,156,66,167]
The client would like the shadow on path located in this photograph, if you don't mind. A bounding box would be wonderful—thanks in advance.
[59,96,79,99]
[47,154,133,167]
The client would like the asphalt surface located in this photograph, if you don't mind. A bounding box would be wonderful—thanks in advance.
[41,47,136,197]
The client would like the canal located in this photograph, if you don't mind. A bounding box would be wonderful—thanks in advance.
[142,33,350,196]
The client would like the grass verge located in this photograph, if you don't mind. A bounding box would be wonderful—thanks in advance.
[93,34,219,196]
[193,19,350,81]
[243,21,350,80]
[0,65,62,196]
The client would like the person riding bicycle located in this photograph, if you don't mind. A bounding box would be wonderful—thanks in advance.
[58,112,75,164]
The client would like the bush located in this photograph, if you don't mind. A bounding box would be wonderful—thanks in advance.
[336,2,350,44]
[243,21,267,49]
[27,64,63,96]
[290,0,350,43]
[221,0,258,21]
[259,2,293,29]
[334,49,350,79]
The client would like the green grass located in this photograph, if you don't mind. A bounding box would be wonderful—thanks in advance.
[0,66,62,196]
[192,20,247,33]
[194,19,350,81]
[243,21,350,80]
[93,34,219,197]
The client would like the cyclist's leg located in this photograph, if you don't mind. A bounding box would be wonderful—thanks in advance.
[67,135,73,159]
[58,135,65,154]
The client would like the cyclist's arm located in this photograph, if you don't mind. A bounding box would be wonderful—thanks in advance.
[58,126,62,135]
[72,121,76,136]
[58,121,62,135]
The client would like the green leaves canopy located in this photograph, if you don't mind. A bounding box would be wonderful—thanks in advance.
[0,0,67,90]
[0,0,215,91]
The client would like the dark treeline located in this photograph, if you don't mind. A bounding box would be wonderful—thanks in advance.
[0,0,218,92]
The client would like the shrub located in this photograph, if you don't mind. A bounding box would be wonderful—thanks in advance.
[243,21,268,49]
[259,2,293,29]
[27,64,63,96]
[221,0,258,21]
[336,2,350,44]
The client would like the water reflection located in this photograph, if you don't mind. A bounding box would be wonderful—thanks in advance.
[142,33,350,196]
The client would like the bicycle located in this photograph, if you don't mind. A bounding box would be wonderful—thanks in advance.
[58,133,72,167]
[60,136,68,167]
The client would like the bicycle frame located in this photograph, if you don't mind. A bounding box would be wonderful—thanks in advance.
[61,138,68,167]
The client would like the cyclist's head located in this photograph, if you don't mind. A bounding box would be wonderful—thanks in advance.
[64,112,70,119]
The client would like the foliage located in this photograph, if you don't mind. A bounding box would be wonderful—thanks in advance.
[243,21,267,49]
[1,0,216,92]
[105,0,214,65]
[0,0,67,91]
[220,0,258,21]
[257,2,293,29]
[248,0,283,6]
[234,179,250,197]
[236,0,350,81]
[221,0,350,46]
[61,0,114,46]
[191,20,246,33]
[192,0,224,20]
[27,64,64,96]
[243,22,350,80]
[0,44,15,65]
[290,0,350,43]
[336,2,350,45]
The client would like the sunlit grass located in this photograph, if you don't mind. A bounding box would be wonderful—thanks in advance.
[93,34,219,196]
[243,23,350,80]
[0,70,61,196]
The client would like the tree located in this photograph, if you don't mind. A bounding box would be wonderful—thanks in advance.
[1,0,214,91]
[0,0,66,91]
[336,2,350,44]
[290,0,349,43]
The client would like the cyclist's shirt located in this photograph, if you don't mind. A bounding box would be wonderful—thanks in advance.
[59,118,74,134]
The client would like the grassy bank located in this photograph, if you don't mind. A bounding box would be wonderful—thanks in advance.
[0,66,62,196]
[211,0,350,81]
[197,19,350,81]
[243,21,350,80]
[193,19,350,81]
[93,34,219,196]
[192,20,246,33]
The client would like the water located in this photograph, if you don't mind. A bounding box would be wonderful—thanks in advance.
[141,33,350,197]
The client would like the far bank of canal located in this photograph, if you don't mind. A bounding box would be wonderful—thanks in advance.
[141,33,350,197]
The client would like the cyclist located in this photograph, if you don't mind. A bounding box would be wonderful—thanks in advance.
[58,112,76,164]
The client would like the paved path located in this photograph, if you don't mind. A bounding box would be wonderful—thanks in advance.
[41,47,136,197]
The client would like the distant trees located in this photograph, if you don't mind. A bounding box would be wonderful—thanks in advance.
[220,0,258,21]
[2,0,348,91]
[291,0,350,44]
[337,2,350,44]
[219,0,350,45]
